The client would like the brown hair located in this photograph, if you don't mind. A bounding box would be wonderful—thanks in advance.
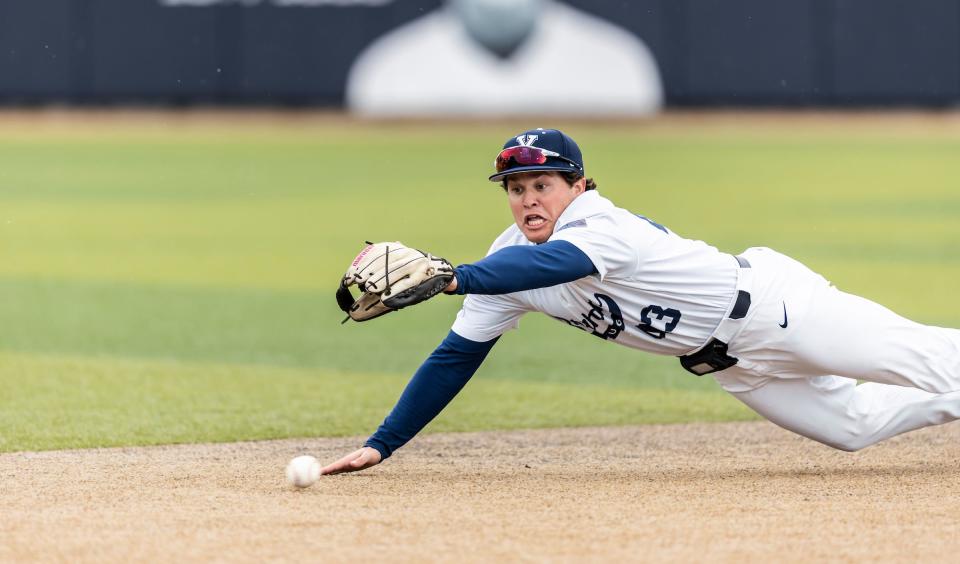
[501,171,597,192]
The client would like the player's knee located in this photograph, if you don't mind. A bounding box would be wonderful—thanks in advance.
[809,429,871,452]
[824,437,868,452]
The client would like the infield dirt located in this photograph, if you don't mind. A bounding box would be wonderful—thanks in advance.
[1,421,959,563]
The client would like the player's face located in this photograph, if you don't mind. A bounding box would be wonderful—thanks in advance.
[505,172,585,243]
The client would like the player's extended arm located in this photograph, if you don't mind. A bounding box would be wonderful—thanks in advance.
[447,240,597,295]
[321,330,498,475]
[338,240,595,320]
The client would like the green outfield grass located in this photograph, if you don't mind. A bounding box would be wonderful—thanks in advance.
[1,116,959,452]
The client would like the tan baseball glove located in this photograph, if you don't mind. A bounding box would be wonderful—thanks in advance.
[336,241,455,322]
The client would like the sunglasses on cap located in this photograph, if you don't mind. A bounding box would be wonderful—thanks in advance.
[494,146,582,173]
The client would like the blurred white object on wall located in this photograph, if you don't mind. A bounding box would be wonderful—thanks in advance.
[347,0,664,116]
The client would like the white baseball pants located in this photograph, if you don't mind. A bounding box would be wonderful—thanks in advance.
[713,247,960,451]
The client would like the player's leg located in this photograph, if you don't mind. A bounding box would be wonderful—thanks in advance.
[727,373,960,451]
[782,284,960,394]
[717,247,960,450]
[730,248,960,394]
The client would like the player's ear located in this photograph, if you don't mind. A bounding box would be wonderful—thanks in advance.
[573,176,586,194]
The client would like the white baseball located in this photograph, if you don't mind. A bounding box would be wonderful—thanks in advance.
[285,455,320,488]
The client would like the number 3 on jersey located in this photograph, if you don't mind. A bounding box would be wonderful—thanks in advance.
[638,305,682,339]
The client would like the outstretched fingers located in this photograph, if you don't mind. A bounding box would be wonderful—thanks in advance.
[320,449,363,475]
[320,447,382,476]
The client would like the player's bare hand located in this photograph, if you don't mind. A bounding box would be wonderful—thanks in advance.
[320,447,382,475]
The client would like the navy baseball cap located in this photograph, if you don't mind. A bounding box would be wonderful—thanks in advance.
[489,128,585,182]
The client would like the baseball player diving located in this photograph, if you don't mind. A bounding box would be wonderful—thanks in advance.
[323,128,960,475]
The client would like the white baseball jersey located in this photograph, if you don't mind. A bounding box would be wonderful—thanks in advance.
[450,190,960,453]
[451,190,741,355]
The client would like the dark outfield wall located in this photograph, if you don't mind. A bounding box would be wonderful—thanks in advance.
[1,0,957,107]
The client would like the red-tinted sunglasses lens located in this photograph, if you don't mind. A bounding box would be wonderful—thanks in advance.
[495,146,547,172]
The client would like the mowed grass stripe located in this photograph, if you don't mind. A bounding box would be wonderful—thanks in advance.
[3,196,959,291]
[2,133,957,289]
[0,275,725,390]
[0,351,753,453]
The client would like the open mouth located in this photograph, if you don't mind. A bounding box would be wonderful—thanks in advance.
[524,214,548,228]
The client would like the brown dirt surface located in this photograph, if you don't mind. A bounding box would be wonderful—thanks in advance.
[1,421,959,563]
[2,108,960,138]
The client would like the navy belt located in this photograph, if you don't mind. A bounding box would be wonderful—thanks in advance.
[678,254,752,376]
[729,255,751,320]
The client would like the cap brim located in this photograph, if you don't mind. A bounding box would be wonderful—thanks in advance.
[488,164,580,182]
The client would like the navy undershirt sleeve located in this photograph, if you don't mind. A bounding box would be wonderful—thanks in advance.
[452,239,597,295]
[365,331,498,460]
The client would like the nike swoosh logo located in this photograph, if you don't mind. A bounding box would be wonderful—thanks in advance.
[779,302,788,328]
